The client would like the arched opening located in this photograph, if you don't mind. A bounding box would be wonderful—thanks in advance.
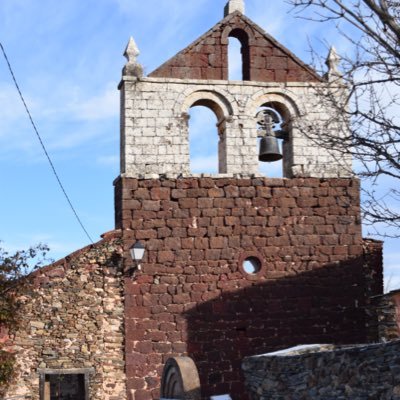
[228,29,250,80]
[182,90,233,175]
[189,104,219,174]
[228,37,242,80]
[257,102,291,178]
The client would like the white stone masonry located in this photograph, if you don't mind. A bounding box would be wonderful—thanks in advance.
[119,76,352,179]
[224,0,245,16]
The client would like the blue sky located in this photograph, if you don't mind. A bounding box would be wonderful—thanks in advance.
[0,0,398,291]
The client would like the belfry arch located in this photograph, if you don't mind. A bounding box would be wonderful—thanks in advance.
[182,90,234,174]
[180,90,235,119]
[248,91,300,178]
[188,105,219,174]
[228,29,250,80]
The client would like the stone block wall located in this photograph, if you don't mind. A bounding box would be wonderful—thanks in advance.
[119,77,352,179]
[3,233,126,400]
[115,176,383,400]
[369,289,400,342]
[242,340,400,399]
[149,13,320,83]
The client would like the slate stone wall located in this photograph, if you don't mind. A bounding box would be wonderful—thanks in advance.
[242,340,400,400]
[3,234,126,400]
[369,290,400,342]
[116,176,383,400]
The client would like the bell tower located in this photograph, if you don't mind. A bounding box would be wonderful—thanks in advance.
[116,2,382,400]
[118,1,352,180]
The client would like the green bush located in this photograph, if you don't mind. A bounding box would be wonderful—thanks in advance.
[0,350,15,393]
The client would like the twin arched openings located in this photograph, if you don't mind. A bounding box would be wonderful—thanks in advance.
[187,27,293,175]
[187,95,292,177]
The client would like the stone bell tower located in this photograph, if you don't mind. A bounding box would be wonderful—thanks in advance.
[118,0,352,180]
[115,1,383,399]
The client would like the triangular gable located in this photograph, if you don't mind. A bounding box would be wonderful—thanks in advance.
[149,11,322,83]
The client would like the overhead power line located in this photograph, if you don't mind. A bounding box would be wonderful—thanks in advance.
[0,42,94,244]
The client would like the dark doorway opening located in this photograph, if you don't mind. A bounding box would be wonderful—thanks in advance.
[40,369,91,400]
[46,374,84,400]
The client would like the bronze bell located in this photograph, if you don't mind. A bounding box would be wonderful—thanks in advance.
[259,135,283,162]
[258,112,283,162]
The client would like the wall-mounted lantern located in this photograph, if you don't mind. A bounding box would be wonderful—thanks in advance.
[129,242,145,271]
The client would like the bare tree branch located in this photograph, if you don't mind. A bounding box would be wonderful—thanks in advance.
[288,0,400,236]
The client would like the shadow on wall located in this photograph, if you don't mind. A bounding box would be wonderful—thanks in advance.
[182,255,378,399]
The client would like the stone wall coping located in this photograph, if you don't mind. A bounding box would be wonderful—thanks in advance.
[115,173,359,183]
[371,287,400,299]
[114,175,361,186]
[244,339,400,362]
[115,173,267,183]
[363,237,384,244]
[253,344,336,357]
[119,75,346,89]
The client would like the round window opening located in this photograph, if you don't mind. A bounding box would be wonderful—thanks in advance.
[242,256,262,275]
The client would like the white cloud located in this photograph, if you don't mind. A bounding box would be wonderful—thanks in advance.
[0,81,119,159]
[0,78,118,123]
[0,84,23,121]
[1,233,85,262]
[47,126,104,151]
[66,83,119,121]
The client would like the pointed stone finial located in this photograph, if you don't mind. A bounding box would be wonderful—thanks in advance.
[325,46,342,82]
[224,0,245,17]
[124,37,140,64]
[123,37,143,78]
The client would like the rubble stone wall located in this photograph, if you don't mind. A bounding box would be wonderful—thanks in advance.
[242,340,400,400]
[369,290,400,342]
[3,234,126,400]
[116,176,383,400]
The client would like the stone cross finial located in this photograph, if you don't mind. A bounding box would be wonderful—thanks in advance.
[325,46,342,82]
[224,0,245,17]
[123,36,143,78]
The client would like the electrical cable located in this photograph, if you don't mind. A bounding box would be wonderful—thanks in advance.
[0,41,94,244]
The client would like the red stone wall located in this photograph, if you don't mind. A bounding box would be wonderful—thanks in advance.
[114,177,383,400]
[149,13,320,83]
